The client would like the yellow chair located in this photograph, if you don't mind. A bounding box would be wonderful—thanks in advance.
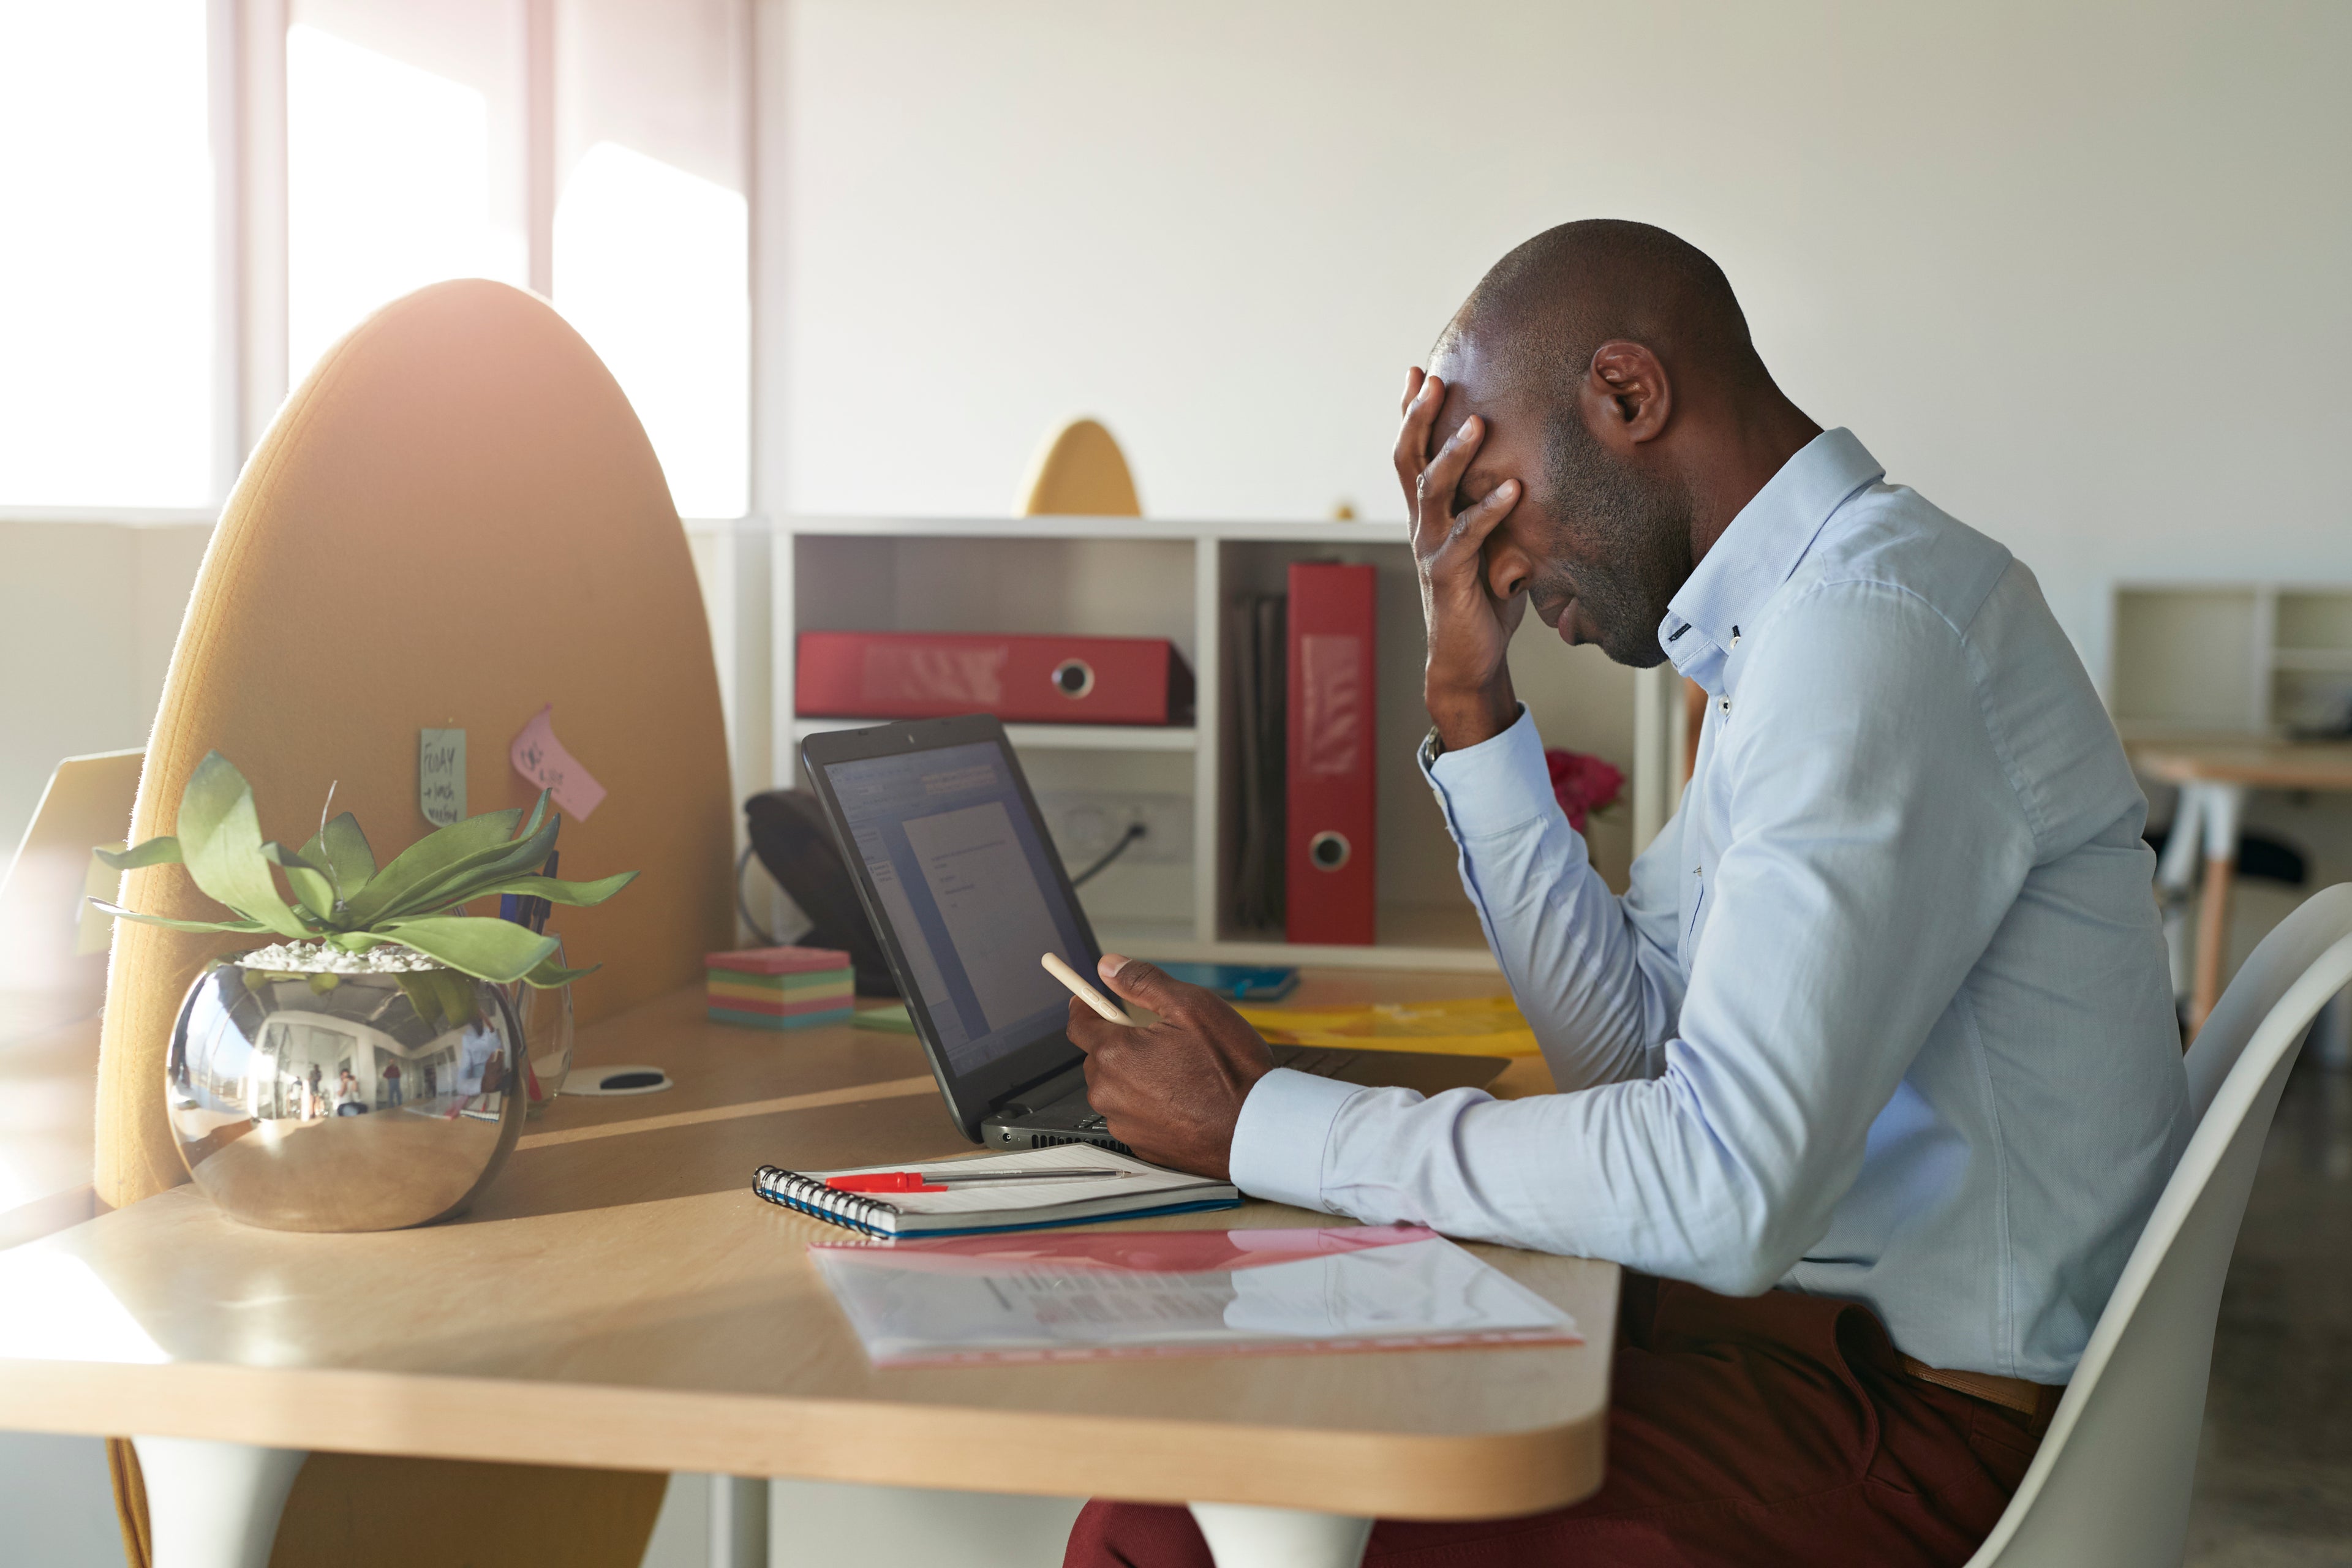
[1017,416,1142,516]
[99,278,734,1567]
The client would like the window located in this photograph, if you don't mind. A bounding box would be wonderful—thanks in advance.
[552,0,748,518]
[0,0,749,517]
[285,1,529,387]
[0,0,214,508]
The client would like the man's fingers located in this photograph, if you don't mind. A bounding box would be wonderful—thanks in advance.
[1450,476,1520,547]
[1411,413,1486,541]
[1096,953,1190,1016]
[1398,366,1427,420]
[1065,997,1118,1055]
[1392,374,1446,500]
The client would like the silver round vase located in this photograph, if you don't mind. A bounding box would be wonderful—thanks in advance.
[165,957,529,1231]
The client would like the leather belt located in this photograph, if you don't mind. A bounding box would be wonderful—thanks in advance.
[1899,1355,2064,1429]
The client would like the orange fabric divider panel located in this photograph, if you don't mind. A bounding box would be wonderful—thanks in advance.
[105,1444,669,1568]
[266,1455,668,1568]
[94,279,723,1568]
[98,277,733,1212]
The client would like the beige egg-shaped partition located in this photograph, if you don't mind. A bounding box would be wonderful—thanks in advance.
[98,278,730,1567]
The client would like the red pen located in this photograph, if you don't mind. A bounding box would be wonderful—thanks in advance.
[826,1167,1129,1193]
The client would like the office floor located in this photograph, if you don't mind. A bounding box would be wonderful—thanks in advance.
[2187,1058,2352,1566]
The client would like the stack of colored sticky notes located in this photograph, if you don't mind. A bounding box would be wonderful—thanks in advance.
[706,946,855,1030]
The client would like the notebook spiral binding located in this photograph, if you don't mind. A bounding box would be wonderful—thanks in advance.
[752,1164,900,1237]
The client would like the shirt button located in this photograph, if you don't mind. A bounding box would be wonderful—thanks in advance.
[1718,697,1732,714]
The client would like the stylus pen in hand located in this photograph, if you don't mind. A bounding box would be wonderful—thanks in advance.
[827,1169,1133,1193]
[1041,951,1137,1025]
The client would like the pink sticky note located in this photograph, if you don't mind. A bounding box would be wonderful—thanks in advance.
[510,704,608,820]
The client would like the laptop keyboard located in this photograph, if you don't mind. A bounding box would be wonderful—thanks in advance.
[1279,1048,1359,1078]
[1066,1052,1357,1136]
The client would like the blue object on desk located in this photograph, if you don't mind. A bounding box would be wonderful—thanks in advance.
[1156,962,1300,1001]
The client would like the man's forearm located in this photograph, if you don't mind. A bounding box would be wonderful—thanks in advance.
[1427,708,1681,1090]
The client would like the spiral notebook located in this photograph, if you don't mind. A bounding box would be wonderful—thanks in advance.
[752,1143,1240,1237]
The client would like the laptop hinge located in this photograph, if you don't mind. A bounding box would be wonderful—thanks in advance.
[997,1061,1087,1118]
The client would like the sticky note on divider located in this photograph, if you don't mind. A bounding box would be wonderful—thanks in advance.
[420,729,466,826]
[510,704,607,820]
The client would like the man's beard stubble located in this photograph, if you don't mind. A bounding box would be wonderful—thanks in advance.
[1536,417,1695,669]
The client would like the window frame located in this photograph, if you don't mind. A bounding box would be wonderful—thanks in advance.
[23,0,755,529]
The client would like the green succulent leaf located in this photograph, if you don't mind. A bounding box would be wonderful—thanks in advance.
[339,805,525,924]
[88,899,269,935]
[175,753,312,938]
[372,914,559,984]
[462,870,637,908]
[300,812,376,904]
[520,952,598,989]
[94,837,183,871]
[393,970,447,1027]
[369,816,562,924]
[262,842,338,921]
[424,967,481,1025]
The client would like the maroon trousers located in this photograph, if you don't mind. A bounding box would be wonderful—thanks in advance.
[1065,1274,2041,1568]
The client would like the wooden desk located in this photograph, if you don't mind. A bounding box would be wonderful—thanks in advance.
[2132,739,2352,1030]
[0,978,1611,1568]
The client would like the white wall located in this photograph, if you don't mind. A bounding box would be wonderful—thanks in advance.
[759,0,2352,683]
[0,521,211,857]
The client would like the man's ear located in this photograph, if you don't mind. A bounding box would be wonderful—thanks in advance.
[1581,341,1672,453]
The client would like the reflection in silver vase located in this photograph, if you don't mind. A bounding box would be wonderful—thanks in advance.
[165,960,527,1232]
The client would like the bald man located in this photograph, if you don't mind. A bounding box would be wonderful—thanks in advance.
[1062,221,2189,1567]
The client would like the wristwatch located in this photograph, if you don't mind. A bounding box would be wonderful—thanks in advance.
[1419,725,1446,771]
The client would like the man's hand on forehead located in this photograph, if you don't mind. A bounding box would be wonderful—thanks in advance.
[1397,366,1529,752]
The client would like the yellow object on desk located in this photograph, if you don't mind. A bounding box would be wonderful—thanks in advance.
[1237,995,1540,1057]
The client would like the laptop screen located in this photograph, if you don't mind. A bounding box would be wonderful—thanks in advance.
[817,739,1093,1079]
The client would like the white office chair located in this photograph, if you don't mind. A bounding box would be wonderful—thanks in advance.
[1965,883,2352,1567]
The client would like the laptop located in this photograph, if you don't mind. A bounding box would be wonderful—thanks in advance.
[800,715,1510,1153]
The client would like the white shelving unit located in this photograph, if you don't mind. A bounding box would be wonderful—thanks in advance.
[772,515,1646,973]
[2111,582,2352,738]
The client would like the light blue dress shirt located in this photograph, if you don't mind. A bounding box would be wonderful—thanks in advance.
[1229,428,2190,1381]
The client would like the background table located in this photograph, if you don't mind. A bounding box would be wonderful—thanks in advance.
[2132,739,2352,1030]
[0,975,1611,1568]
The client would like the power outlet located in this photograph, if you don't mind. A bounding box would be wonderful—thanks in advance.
[1035,791,1193,872]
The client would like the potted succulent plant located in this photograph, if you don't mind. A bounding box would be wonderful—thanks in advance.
[96,752,636,1231]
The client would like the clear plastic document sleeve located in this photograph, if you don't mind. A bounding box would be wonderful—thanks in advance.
[809,1224,1581,1366]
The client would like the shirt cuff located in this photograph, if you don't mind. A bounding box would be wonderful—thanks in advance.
[1423,704,1559,839]
[1228,1068,1364,1211]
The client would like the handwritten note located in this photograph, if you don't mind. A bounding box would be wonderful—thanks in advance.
[419,729,467,826]
[510,705,607,820]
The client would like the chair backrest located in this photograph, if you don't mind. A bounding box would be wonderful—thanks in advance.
[0,748,142,1041]
[96,278,734,1210]
[1967,883,2352,1566]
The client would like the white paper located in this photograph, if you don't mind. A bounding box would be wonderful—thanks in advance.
[811,1230,1578,1366]
[817,1143,1219,1218]
[418,728,466,826]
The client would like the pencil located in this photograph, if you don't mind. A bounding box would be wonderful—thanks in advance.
[1041,951,1136,1025]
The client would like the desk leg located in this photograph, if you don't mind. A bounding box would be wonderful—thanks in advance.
[2189,782,2246,1036]
[130,1437,305,1568]
[1187,1502,1371,1567]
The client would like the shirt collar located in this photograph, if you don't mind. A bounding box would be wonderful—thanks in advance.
[1657,427,1884,689]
